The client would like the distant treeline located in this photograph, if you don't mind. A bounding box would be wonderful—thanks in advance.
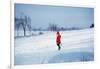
[15,13,94,36]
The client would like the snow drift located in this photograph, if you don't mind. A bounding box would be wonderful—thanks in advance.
[14,28,94,65]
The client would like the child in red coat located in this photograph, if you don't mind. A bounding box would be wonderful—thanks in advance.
[56,31,61,50]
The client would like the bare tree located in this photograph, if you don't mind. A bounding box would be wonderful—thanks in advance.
[15,13,31,36]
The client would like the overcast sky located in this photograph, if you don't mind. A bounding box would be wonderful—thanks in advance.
[15,4,94,29]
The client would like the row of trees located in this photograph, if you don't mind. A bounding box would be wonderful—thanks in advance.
[48,23,81,31]
[31,23,81,32]
[48,23,94,31]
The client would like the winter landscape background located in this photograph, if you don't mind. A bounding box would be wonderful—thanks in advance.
[14,4,94,65]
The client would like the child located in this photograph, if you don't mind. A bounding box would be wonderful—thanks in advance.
[56,31,61,50]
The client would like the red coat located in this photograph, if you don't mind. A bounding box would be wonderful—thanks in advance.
[56,32,61,44]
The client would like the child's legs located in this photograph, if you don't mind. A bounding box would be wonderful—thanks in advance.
[57,43,61,50]
[57,44,59,46]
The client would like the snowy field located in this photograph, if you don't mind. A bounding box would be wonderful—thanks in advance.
[14,28,94,65]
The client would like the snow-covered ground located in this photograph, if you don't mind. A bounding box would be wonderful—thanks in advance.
[14,28,94,65]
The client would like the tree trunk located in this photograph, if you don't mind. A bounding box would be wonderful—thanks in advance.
[23,27,26,36]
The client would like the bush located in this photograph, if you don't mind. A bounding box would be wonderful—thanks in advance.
[90,24,94,28]
[39,32,43,35]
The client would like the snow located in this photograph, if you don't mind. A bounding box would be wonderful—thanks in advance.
[14,28,94,65]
